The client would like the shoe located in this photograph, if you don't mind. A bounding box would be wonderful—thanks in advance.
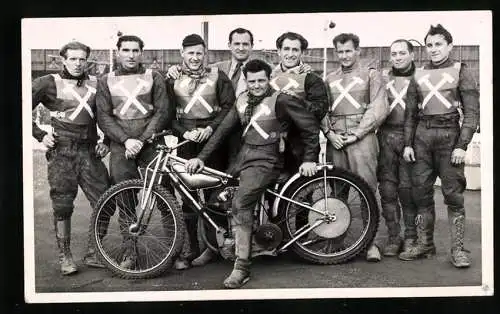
[174,258,190,270]
[191,248,215,267]
[366,244,381,262]
[83,250,106,268]
[223,258,251,289]
[383,237,403,257]
[119,254,137,269]
[451,249,471,268]
[398,245,436,261]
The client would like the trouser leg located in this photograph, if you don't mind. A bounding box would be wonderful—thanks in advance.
[223,162,280,288]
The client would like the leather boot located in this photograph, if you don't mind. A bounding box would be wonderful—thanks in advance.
[191,248,216,267]
[383,221,403,257]
[223,222,252,289]
[54,218,78,275]
[399,211,436,261]
[449,210,470,268]
[82,230,105,268]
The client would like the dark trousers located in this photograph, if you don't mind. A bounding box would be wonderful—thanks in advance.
[176,120,228,258]
[230,143,282,228]
[377,127,417,240]
[411,122,466,216]
[109,140,159,185]
[46,139,110,220]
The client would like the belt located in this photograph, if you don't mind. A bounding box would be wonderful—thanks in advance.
[53,135,94,145]
[418,114,460,129]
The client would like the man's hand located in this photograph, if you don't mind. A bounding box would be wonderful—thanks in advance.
[343,134,357,146]
[451,148,466,165]
[326,132,346,150]
[196,126,213,142]
[183,129,201,142]
[185,158,204,174]
[42,133,57,149]
[95,143,110,158]
[124,138,143,158]
[403,146,416,162]
[280,89,300,98]
[298,63,313,74]
[166,65,181,80]
[299,162,317,177]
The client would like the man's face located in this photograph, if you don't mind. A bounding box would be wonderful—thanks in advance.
[229,32,253,62]
[390,42,414,70]
[63,49,88,77]
[117,41,142,70]
[278,38,303,69]
[425,34,453,64]
[245,70,270,97]
[335,40,359,68]
[181,44,205,71]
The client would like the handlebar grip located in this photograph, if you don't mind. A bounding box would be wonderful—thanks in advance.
[148,130,173,142]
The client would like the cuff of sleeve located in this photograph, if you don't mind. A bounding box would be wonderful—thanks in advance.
[209,122,218,131]
[350,129,365,140]
[35,131,48,142]
[454,142,469,151]
[119,134,129,144]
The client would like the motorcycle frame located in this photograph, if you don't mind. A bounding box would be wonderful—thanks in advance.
[137,141,334,255]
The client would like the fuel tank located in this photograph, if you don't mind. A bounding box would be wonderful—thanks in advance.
[171,162,223,190]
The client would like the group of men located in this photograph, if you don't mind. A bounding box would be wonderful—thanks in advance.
[32,23,479,289]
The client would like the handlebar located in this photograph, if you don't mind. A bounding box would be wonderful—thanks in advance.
[147,130,173,143]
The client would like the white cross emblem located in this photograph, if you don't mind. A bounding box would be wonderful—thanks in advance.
[111,78,150,115]
[181,78,215,113]
[330,76,364,111]
[62,82,95,121]
[418,73,455,109]
[270,77,299,91]
[242,104,271,139]
[386,79,409,112]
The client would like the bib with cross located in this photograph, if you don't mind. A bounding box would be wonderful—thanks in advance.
[108,69,155,120]
[414,62,461,115]
[51,74,97,125]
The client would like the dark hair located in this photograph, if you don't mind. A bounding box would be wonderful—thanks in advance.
[424,24,453,44]
[229,28,254,45]
[276,32,308,50]
[242,59,272,79]
[59,41,90,59]
[390,39,414,53]
[116,35,144,50]
[332,33,360,49]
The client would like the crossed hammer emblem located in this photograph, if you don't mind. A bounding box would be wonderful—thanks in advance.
[181,78,215,113]
[330,76,364,111]
[243,103,271,139]
[386,79,410,112]
[418,73,455,109]
[270,77,300,91]
[62,82,96,121]
[111,78,150,115]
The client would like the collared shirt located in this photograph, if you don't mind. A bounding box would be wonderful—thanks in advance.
[227,58,249,97]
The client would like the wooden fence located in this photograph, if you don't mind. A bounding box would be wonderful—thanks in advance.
[31,45,479,82]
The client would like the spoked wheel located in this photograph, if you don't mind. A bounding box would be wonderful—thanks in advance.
[282,167,378,264]
[91,179,185,279]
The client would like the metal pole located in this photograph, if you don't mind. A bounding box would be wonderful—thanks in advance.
[323,24,328,81]
[202,21,209,66]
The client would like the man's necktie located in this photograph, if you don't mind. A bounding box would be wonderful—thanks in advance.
[231,62,243,89]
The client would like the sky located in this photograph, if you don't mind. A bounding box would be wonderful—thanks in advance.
[22,10,491,50]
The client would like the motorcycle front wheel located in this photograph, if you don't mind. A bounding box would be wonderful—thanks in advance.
[90,179,185,279]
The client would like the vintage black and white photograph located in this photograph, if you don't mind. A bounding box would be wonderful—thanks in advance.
[21,10,493,303]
